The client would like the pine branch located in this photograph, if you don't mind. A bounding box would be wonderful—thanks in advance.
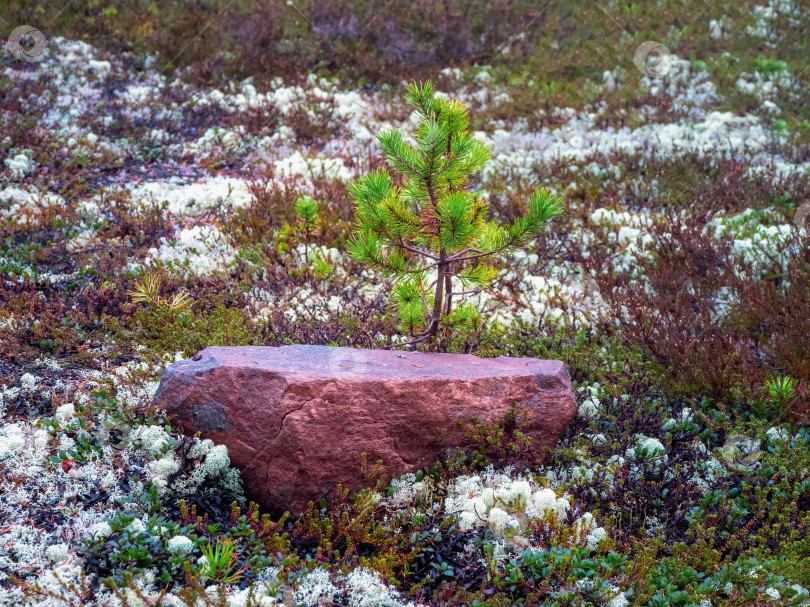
[393,241,439,260]
[449,288,484,297]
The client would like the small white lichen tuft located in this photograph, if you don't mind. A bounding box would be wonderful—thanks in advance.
[167,535,194,555]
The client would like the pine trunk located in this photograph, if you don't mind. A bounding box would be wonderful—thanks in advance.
[429,250,447,339]
[444,273,452,315]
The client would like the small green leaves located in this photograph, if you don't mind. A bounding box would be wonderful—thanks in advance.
[200,538,244,584]
[312,253,331,280]
[765,375,797,410]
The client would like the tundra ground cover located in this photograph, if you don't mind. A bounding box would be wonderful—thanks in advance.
[1,1,809,605]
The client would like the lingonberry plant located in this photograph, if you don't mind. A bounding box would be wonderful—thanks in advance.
[348,81,564,346]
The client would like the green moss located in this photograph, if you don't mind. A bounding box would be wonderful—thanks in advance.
[118,301,257,358]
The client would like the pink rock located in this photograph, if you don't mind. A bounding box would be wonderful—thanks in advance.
[154,345,578,513]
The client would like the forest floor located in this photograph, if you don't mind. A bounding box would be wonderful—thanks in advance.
[1,1,809,605]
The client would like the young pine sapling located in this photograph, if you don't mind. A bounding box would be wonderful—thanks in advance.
[278,196,331,278]
[294,196,318,264]
[348,81,564,346]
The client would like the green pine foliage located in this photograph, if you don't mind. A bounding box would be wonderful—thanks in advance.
[294,196,319,263]
[347,81,564,346]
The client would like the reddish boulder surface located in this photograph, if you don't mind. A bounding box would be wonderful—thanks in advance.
[154,345,578,513]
